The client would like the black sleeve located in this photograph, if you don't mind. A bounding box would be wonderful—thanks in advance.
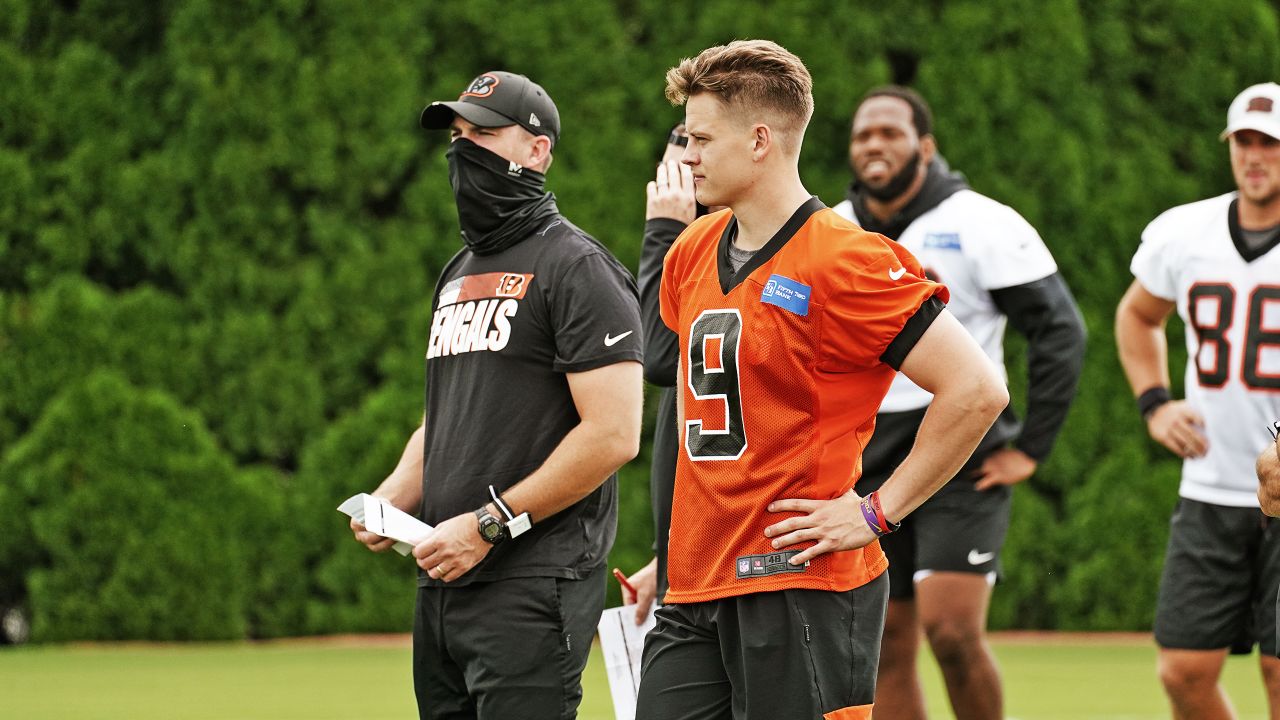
[550,251,644,372]
[639,218,687,387]
[650,386,678,600]
[880,295,945,371]
[989,272,1087,462]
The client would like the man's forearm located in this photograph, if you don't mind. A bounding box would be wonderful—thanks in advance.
[639,219,685,386]
[877,375,1008,522]
[878,309,1008,521]
[1117,323,1169,395]
[373,422,426,513]
[1258,440,1280,517]
[993,274,1087,461]
[1115,286,1173,395]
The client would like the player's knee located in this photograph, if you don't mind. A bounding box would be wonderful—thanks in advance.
[923,619,983,668]
[1260,658,1280,690]
[877,638,917,675]
[1157,654,1219,697]
[881,612,915,645]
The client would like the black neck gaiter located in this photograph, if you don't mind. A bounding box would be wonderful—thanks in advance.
[446,139,560,256]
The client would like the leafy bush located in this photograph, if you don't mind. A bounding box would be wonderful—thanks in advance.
[2,0,1278,638]
[0,371,249,640]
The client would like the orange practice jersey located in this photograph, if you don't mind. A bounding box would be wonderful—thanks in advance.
[660,199,948,604]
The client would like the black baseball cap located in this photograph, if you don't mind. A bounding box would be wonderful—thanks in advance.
[420,71,561,147]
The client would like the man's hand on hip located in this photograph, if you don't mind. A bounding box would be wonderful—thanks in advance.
[764,491,877,566]
[414,512,493,583]
[1147,400,1209,459]
[973,447,1038,491]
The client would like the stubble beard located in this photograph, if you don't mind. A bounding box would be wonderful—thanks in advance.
[857,151,922,202]
[1240,176,1280,211]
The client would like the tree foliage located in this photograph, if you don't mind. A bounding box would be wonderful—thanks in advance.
[2,0,1277,638]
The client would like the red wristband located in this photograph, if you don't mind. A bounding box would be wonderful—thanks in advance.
[859,491,900,537]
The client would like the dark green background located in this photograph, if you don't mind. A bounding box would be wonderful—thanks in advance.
[1,0,1276,640]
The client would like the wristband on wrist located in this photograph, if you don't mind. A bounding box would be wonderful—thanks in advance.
[859,491,900,538]
[488,485,532,539]
[1137,386,1172,421]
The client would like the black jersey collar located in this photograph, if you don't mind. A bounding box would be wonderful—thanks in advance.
[717,196,826,294]
[1229,198,1280,262]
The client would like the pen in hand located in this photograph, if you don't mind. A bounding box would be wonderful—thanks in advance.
[612,567,637,603]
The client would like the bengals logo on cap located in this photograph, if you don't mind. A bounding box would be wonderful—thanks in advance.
[1248,96,1275,114]
[461,73,499,99]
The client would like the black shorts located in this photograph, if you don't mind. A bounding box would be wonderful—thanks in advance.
[860,408,1012,599]
[1154,499,1280,655]
[635,572,887,720]
[412,565,605,720]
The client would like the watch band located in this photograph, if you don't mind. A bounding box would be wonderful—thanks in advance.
[474,506,506,545]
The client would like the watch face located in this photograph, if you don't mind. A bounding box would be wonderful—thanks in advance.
[479,516,504,543]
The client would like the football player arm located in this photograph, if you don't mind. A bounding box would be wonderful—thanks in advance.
[351,419,426,552]
[766,310,1008,564]
[640,220,684,386]
[1258,435,1280,517]
[874,309,1010,522]
[640,160,693,387]
[1115,280,1207,459]
[413,361,644,580]
[976,273,1087,490]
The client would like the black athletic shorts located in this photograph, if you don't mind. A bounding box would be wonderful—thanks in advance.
[635,572,887,720]
[1154,498,1280,655]
[412,565,605,720]
[860,408,1011,599]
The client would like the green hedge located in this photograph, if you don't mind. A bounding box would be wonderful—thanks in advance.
[1,0,1277,639]
[0,371,251,640]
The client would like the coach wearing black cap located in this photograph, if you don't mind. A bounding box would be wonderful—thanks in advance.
[349,70,644,719]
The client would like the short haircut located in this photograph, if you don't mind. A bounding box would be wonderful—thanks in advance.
[664,40,813,147]
[859,85,933,138]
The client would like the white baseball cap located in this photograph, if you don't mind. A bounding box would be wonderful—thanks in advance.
[1221,82,1280,141]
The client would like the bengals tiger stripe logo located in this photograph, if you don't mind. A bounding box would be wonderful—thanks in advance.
[496,273,526,297]
[461,74,499,99]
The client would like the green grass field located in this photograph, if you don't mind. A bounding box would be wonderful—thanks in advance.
[0,634,1273,719]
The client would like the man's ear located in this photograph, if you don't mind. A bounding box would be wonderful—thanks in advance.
[751,124,772,162]
[920,134,937,165]
[528,135,553,171]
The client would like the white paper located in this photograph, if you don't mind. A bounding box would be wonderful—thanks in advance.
[596,603,657,720]
[337,493,432,557]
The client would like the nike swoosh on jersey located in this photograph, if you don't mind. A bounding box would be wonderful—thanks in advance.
[967,549,996,565]
[889,267,907,281]
[604,331,633,347]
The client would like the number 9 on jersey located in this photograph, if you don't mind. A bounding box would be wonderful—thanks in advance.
[685,309,748,461]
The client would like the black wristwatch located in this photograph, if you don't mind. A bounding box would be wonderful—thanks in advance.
[475,506,507,545]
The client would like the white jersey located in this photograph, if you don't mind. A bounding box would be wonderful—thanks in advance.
[1131,192,1280,507]
[834,189,1058,412]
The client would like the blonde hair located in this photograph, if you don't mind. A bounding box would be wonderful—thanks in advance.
[664,40,813,150]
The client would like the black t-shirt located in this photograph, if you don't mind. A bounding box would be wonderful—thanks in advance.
[419,214,643,587]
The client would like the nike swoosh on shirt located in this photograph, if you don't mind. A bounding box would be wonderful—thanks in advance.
[967,549,996,565]
[888,267,907,281]
[604,331,633,347]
